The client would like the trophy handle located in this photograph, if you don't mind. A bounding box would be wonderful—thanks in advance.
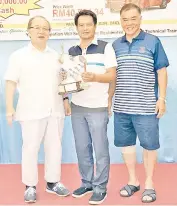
[79,55,87,72]
[59,44,64,64]
[84,61,87,72]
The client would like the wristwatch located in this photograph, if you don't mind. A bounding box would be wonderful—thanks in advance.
[63,97,69,101]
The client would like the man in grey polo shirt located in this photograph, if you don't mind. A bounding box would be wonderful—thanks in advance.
[110,3,169,203]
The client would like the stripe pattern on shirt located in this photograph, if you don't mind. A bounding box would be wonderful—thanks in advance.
[114,48,157,114]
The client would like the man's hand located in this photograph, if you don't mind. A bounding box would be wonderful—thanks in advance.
[155,99,166,118]
[59,70,67,81]
[6,107,15,125]
[63,100,71,116]
[108,99,112,117]
[81,72,96,82]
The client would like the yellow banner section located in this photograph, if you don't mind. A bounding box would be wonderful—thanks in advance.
[1,19,177,29]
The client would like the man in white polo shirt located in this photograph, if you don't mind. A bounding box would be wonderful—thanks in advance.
[4,16,70,203]
[69,10,117,205]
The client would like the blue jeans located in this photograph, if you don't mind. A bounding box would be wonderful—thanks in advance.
[71,103,110,193]
[114,112,160,150]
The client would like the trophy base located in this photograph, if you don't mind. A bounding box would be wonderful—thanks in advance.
[58,81,84,95]
[58,88,84,95]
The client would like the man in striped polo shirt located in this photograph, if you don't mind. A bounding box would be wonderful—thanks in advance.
[69,10,117,205]
[110,3,169,203]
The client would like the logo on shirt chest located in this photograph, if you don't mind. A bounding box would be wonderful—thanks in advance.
[139,46,146,53]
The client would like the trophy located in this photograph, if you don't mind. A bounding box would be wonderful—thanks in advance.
[58,46,90,95]
[78,55,90,90]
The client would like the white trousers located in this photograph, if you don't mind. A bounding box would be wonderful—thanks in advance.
[20,116,64,186]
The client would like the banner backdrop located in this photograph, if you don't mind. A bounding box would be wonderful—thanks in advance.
[0,0,177,40]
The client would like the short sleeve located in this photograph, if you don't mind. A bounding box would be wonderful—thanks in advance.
[154,38,169,71]
[4,52,21,83]
[104,43,117,69]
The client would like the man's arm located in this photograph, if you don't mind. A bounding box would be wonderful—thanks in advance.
[62,94,71,116]
[4,53,20,117]
[95,67,116,83]
[153,38,169,118]
[5,80,17,124]
[108,79,116,102]
[155,67,168,118]
[81,67,116,83]
[157,67,167,100]
[107,79,116,116]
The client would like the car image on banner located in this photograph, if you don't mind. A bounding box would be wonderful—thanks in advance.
[106,0,171,12]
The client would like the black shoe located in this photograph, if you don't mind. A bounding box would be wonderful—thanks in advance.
[72,187,93,198]
[89,192,107,205]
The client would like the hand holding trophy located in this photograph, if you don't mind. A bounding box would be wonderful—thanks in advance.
[58,46,90,95]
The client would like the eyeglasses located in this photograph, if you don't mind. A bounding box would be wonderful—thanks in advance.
[29,26,50,32]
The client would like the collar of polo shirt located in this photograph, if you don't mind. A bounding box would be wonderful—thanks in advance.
[28,42,50,53]
[75,37,98,48]
[121,30,146,43]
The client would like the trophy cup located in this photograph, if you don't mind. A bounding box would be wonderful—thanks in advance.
[58,46,89,95]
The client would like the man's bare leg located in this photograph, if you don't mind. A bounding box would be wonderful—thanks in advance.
[120,146,140,196]
[142,149,157,201]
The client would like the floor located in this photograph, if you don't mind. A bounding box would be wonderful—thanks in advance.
[0,164,176,205]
